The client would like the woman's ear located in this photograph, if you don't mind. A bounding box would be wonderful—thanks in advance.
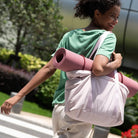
[94,9,101,17]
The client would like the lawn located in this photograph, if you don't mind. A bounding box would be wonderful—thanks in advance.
[0,91,52,117]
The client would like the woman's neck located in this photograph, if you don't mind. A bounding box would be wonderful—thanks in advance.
[84,20,101,31]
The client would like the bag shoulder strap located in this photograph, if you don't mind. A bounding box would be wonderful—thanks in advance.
[89,31,111,59]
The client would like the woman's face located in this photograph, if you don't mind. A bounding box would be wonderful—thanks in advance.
[95,5,121,31]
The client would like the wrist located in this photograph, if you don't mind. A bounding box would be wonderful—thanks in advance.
[16,92,25,99]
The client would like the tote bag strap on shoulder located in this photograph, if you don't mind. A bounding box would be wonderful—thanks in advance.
[89,31,111,59]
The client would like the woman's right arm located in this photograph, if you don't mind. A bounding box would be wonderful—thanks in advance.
[92,52,122,76]
[1,57,57,114]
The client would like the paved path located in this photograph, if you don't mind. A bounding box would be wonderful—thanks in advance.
[0,113,53,138]
[0,111,121,138]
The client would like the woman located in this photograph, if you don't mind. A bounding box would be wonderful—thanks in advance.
[1,0,122,137]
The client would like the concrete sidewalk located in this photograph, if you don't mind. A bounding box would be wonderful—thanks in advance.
[10,111,52,129]
[10,111,121,138]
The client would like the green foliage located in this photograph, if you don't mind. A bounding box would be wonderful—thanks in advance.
[115,94,138,132]
[0,47,47,71]
[19,53,47,71]
[125,93,138,123]
[0,0,65,60]
[110,127,122,136]
[36,69,60,109]
[0,48,14,63]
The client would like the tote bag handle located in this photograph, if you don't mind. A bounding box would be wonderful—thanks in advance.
[89,31,111,59]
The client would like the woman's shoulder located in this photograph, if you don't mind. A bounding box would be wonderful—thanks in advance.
[61,29,76,39]
[106,31,117,41]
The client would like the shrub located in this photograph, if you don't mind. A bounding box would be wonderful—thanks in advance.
[36,69,60,109]
[0,48,14,63]
[19,53,47,72]
[0,48,47,72]
[0,63,36,100]
[120,93,138,131]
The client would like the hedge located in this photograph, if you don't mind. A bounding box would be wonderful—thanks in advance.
[0,63,36,101]
[0,48,47,71]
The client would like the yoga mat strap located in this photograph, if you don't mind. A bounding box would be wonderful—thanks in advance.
[119,72,123,83]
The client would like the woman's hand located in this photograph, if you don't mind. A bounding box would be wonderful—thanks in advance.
[1,95,22,115]
[1,57,56,115]
[112,52,122,68]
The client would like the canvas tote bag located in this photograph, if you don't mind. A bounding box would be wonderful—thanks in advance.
[65,32,129,127]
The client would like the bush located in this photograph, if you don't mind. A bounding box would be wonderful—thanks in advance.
[19,53,47,72]
[0,63,36,100]
[0,48,47,72]
[0,48,14,63]
[36,69,60,109]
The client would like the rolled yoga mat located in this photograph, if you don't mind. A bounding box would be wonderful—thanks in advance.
[53,48,138,97]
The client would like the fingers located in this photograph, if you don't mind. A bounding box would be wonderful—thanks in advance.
[1,96,21,115]
[111,52,122,62]
[1,101,13,115]
[113,52,122,60]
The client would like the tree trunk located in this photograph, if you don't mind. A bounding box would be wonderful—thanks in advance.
[6,25,23,68]
[15,25,22,57]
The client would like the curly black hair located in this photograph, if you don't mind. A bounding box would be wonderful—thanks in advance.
[74,0,121,19]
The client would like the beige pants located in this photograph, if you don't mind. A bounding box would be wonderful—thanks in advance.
[52,104,93,138]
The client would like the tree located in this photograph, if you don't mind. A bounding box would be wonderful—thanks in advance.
[0,0,65,65]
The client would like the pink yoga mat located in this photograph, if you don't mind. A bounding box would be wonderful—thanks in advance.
[53,48,93,71]
[53,48,138,97]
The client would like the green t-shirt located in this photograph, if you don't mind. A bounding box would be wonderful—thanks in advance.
[52,29,116,105]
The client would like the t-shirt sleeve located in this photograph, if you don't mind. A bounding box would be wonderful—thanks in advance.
[96,33,116,59]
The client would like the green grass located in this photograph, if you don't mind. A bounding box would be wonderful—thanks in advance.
[0,92,9,104]
[22,101,52,117]
[0,91,52,117]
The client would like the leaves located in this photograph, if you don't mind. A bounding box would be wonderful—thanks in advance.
[0,0,66,60]
[124,93,138,125]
